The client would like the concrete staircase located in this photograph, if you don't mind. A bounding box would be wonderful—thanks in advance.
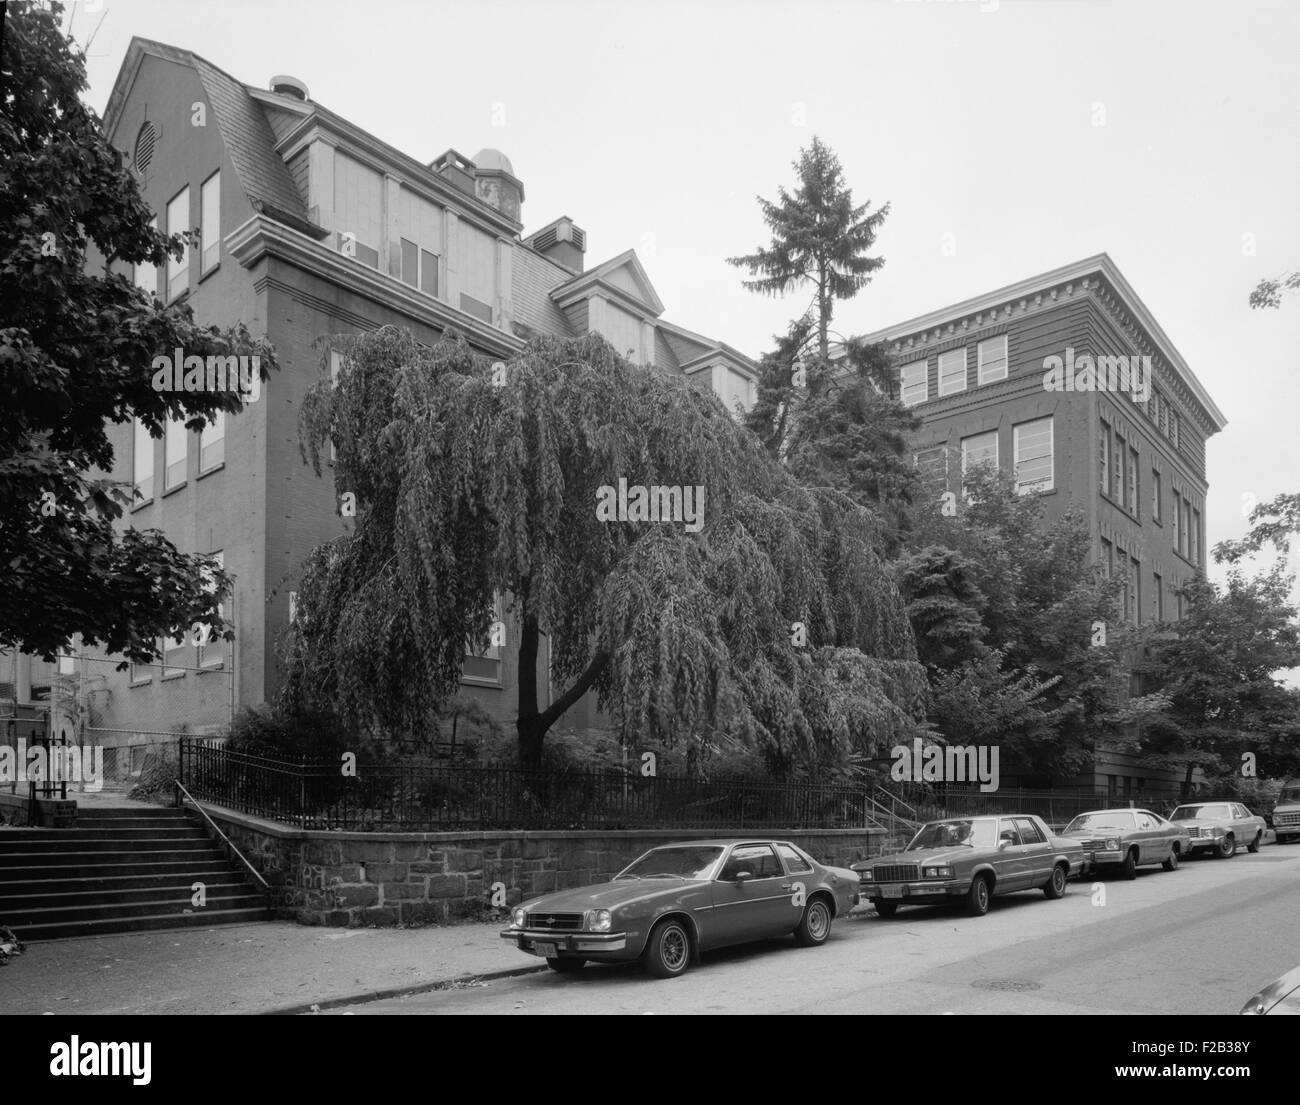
[0,806,269,940]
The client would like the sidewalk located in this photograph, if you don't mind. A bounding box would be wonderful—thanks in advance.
[0,919,544,1015]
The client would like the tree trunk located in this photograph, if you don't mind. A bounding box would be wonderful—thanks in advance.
[514,609,611,769]
[817,266,830,361]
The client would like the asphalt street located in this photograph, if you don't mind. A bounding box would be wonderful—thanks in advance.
[322,846,1300,1015]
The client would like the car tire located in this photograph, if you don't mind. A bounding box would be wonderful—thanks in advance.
[1217,834,1236,858]
[641,918,692,979]
[1247,833,1261,854]
[1162,847,1179,872]
[546,957,586,973]
[874,901,900,919]
[794,896,833,947]
[1043,863,1068,899]
[965,875,991,916]
[1121,848,1138,880]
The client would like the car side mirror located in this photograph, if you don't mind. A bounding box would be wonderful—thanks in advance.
[732,869,753,883]
[998,839,1013,850]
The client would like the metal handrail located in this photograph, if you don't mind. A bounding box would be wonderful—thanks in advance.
[174,778,270,891]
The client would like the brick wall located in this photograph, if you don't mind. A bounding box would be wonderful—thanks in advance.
[203,805,887,927]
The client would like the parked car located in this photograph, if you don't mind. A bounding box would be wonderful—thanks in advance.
[500,839,860,978]
[1240,966,1300,1015]
[1271,780,1300,845]
[851,814,1085,918]
[1168,801,1267,857]
[1060,808,1190,878]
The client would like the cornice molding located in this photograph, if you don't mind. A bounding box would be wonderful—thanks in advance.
[227,215,523,358]
[860,255,1226,433]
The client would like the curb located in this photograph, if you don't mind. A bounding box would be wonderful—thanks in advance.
[262,962,550,1016]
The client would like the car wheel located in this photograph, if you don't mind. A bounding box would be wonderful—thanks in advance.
[874,901,899,919]
[794,896,833,946]
[1121,848,1138,880]
[1247,833,1261,854]
[1162,846,1179,872]
[546,957,586,973]
[641,918,692,979]
[1217,834,1237,858]
[1043,863,1068,899]
[965,875,991,916]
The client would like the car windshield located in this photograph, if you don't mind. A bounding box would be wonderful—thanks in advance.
[907,819,997,850]
[1171,804,1231,820]
[617,846,724,880]
[1065,812,1136,832]
[1280,789,1300,804]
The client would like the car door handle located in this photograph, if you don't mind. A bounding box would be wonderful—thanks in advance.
[780,884,793,891]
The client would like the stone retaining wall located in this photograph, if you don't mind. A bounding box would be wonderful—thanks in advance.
[201,805,889,927]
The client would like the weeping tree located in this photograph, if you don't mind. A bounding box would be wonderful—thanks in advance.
[285,327,929,771]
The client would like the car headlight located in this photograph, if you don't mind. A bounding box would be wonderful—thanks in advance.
[1105,838,1120,851]
[511,907,526,929]
[923,866,953,878]
[859,869,873,881]
[586,909,612,933]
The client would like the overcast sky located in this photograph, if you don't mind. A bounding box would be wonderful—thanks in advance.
[75,0,1300,609]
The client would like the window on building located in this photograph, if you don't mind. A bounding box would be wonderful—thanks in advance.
[977,335,1008,384]
[134,217,158,296]
[1191,508,1200,566]
[1171,491,1181,552]
[133,418,154,502]
[463,594,504,683]
[1181,498,1191,558]
[1101,539,1113,578]
[1171,412,1180,449]
[164,416,186,490]
[1176,588,1184,620]
[329,350,343,463]
[1099,421,1110,497]
[1153,571,1163,621]
[914,446,949,496]
[197,552,225,668]
[1152,468,1162,523]
[199,408,224,472]
[1128,445,1139,516]
[162,633,187,678]
[938,348,967,396]
[166,186,190,299]
[200,171,220,273]
[961,429,998,484]
[1112,431,1125,502]
[1131,556,1141,625]
[1013,416,1053,494]
[900,359,927,406]
[1118,554,1130,621]
[400,238,440,296]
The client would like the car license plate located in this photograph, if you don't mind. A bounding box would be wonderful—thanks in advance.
[881,885,903,899]
[533,941,558,958]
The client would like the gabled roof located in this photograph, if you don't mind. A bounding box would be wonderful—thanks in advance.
[551,249,665,317]
[656,319,758,378]
[103,38,312,231]
[857,253,1226,432]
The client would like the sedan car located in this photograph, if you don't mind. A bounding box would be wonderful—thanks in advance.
[851,814,1085,918]
[1240,966,1300,1015]
[1061,808,1190,878]
[500,839,860,978]
[1169,801,1267,857]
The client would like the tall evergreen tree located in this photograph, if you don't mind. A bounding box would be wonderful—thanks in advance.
[729,137,889,360]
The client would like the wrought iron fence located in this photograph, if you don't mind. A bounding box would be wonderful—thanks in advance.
[177,739,878,832]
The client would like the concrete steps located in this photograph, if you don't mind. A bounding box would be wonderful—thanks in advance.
[0,805,270,940]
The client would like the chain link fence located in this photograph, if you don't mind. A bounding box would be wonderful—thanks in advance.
[2,650,233,792]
